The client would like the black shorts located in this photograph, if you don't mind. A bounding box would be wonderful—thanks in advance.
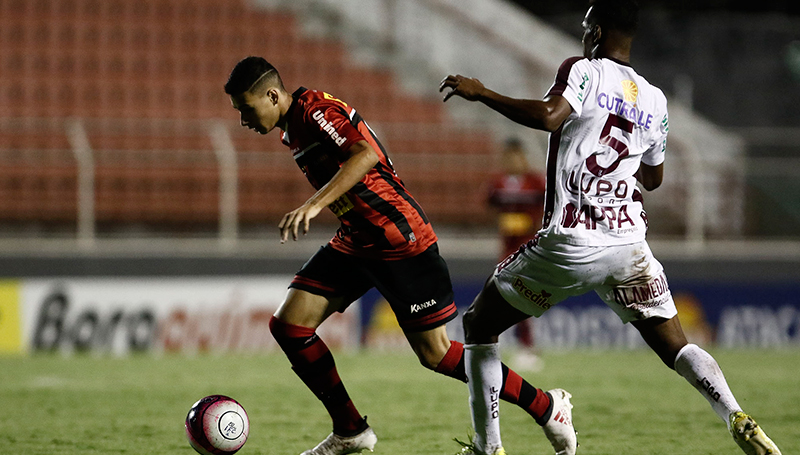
[289,243,457,333]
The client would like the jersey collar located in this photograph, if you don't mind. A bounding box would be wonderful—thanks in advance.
[290,86,307,105]
[606,57,633,68]
[282,87,308,144]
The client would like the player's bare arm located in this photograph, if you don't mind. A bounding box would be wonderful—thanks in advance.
[635,162,663,191]
[439,75,573,132]
[278,140,379,243]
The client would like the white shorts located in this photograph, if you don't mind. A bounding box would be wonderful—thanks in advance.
[491,239,677,323]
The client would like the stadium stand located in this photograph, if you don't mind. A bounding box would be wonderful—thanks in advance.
[0,0,496,235]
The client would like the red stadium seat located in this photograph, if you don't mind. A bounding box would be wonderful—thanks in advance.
[0,0,497,230]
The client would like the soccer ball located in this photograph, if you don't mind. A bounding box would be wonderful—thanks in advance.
[185,395,250,455]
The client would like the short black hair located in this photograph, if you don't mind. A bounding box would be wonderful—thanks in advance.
[224,56,285,96]
[589,0,639,36]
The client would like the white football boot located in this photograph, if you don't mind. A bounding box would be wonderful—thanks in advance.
[729,412,782,455]
[454,436,507,455]
[541,389,577,455]
[456,446,507,455]
[300,426,377,455]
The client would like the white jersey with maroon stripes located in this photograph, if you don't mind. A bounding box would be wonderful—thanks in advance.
[539,56,669,247]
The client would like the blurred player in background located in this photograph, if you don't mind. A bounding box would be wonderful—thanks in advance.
[486,138,546,371]
[487,137,546,259]
[440,0,783,454]
[225,57,565,455]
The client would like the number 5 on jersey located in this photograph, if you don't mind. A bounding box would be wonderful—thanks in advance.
[587,114,634,177]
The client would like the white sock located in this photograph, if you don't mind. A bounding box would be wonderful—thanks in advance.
[674,343,742,427]
[465,343,503,454]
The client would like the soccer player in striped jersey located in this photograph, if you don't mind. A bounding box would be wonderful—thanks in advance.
[225,56,559,455]
[440,1,782,454]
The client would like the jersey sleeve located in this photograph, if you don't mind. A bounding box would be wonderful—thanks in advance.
[305,102,366,153]
[546,57,592,117]
[642,107,669,166]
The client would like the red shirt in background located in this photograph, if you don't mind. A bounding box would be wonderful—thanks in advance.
[487,172,546,259]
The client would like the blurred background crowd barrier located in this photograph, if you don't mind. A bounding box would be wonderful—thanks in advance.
[0,0,798,354]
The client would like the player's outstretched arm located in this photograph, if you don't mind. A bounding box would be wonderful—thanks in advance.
[278,140,379,242]
[439,74,572,132]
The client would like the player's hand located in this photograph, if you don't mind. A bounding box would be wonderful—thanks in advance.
[278,202,323,243]
[439,74,485,102]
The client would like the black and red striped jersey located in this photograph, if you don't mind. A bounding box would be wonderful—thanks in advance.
[280,87,436,259]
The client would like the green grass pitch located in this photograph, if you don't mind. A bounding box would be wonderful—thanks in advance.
[0,349,797,454]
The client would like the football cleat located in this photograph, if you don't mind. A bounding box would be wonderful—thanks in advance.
[454,435,507,455]
[541,389,578,455]
[458,448,505,455]
[456,447,507,455]
[729,412,782,455]
[301,426,377,455]
[454,442,507,455]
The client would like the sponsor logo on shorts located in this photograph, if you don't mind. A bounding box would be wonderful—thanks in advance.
[511,278,552,309]
[410,299,436,313]
[612,272,670,309]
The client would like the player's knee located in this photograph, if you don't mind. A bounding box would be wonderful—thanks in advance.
[268,315,315,352]
[409,338,450,370]
[268,316,289,348]
[462,305,489,344]
[462,305,477,332]
[268,315,282,335]
[407,342,443,370]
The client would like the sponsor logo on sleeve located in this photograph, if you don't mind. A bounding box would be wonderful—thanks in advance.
[577,73,589,102]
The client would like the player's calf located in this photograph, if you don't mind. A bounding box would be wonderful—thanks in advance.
[269,316,365,436]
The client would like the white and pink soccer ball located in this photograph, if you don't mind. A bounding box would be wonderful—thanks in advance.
[185,395,250,455]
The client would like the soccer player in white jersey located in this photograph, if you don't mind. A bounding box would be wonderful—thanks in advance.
[439,1,783,454]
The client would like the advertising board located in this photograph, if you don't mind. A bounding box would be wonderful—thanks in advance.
[13,277,359,355]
